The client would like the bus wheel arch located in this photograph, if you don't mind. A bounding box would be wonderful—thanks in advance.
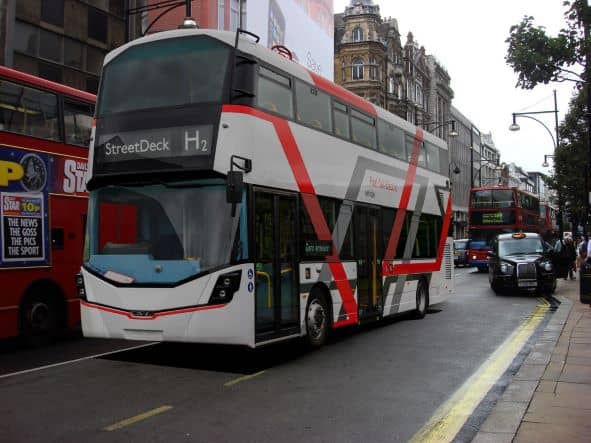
[305,284,332,348]
[19,279,67,341]
[413,277,429,319]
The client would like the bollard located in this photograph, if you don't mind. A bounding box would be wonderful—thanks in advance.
[580,261,591,304]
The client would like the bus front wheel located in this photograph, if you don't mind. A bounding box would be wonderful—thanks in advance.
[305,290,329,348]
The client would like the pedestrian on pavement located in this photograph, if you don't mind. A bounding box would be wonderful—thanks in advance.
[564,236,577,280]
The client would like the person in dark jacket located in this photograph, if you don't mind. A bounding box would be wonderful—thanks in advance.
[564,237,577,280]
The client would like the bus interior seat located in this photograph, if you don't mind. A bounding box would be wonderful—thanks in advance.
[101,242,151,255]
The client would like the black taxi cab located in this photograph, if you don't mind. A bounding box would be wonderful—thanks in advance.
[488,232,556,295]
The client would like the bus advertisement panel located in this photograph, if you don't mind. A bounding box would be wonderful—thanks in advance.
[247,0,334,79]
[0,149,88,268]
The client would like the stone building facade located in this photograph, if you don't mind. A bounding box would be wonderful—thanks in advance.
[0,0,145,93]
[334,0,454,139]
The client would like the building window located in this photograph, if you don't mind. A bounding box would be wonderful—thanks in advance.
[88,7,108,42]
[64,39,83,70]
[230,0,240,31]
[38,62,62,83]
[218,0,225,30]
[388,77,394,94]
[13,21,38,56]
[86,46,104,75]
[342,60,346,81]
[352,58,363,80]
[41,0,64,27]
[369,57,377,80]
[352,27,363,42]
[39,29,63,63]
[86,77,99,94]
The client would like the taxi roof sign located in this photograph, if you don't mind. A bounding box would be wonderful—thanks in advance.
[512,232,526,239]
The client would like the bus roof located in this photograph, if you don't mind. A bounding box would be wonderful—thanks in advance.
[0,65,96,103]
[103,28,447,151]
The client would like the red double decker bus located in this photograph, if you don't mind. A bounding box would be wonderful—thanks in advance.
[468,186,541,271]
[0,66,95,341]
[539,203,558,240]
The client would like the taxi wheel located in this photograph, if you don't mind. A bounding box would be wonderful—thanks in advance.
[490,280,503,295]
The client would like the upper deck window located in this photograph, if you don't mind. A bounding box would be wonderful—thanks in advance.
[351,109,376,150]
[0,79,59,141]
[295,81,332,132]
[97,36,231,116]
[64,100,94,147]
[377,119,405,159]
[471,189,515,208]
[257,67,293,118]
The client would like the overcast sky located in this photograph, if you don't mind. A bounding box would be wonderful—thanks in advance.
[333,0,580,173]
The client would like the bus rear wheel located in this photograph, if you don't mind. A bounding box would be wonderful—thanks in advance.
[306,290,329,348]
[414,280,429,319]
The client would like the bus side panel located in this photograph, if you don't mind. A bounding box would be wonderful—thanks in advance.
[50,194,88,329]
[299,261,357,330]
[429,237,454,305]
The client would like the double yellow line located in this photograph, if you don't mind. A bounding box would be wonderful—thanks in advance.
[410,303,549,443]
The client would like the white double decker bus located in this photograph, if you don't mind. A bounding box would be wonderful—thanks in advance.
[78,28,454,348]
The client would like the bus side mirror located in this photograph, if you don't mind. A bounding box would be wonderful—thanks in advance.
[226,171,244,204]
[487,251,496,258]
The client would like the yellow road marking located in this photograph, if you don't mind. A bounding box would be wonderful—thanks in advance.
[537,297,550,307]
[224,370,266,387]
[103,405,173,431]
[410,304,548,443]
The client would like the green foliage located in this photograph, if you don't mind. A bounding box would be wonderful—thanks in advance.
[546,90,588,224]
[505,1,587,89]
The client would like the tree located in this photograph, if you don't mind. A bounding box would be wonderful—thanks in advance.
[506,1,587,89]
[506,0,591,229]
[546,90,588,229]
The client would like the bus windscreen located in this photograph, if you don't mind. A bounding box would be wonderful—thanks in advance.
[97,36,231,116]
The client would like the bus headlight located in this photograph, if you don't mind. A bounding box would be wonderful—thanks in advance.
[75,273,87,300]
[208,270,242,305]
[500,262,514,275]
[542,261,553,272]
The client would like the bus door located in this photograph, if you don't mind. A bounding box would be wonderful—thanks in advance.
[354,206,382,319]
[254,190,299,342]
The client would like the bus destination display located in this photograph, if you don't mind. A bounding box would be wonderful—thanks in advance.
[95,125,212,164]
[470,211,515,226]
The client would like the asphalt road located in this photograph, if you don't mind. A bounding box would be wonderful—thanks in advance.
[0,267,549,443]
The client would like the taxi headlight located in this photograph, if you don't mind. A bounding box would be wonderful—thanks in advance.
[500,262,514,274]
[542,261,553,272]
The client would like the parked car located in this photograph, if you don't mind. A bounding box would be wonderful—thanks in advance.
[453,239,470,267]
[488,232,556,295]
[468,240,490,272]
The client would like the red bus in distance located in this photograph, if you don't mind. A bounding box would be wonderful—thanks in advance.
[0,66,95,342]
[468,186,541,271]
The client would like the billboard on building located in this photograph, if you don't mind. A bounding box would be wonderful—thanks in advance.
[246,0,334,80]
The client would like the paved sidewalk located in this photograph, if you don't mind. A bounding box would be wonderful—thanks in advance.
[473,279,591,442]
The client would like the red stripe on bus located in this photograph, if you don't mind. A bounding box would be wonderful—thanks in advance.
[383,128,424,260]
[308,71,377,117]
[222,105,358,326]
[385,196,453,275]
[80,300,226,320]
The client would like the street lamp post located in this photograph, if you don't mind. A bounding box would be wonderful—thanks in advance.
[509,89,561,234]
[422,120,459,138]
